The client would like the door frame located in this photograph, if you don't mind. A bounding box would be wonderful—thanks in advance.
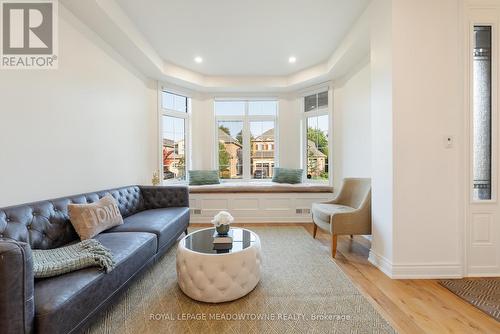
[463,0,500,277]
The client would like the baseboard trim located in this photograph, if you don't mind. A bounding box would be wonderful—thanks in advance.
[368,250,394,277]
[466,265,500,277]
[368,250,463,279]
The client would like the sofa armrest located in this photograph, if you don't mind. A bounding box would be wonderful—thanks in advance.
[0,239,34,334]
[140,185,189,209]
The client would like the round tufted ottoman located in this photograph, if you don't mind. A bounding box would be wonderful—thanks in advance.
[176,228,261,303]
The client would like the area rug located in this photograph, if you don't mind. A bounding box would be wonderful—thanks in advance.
[440,278,500,321]
[86,227,395,334]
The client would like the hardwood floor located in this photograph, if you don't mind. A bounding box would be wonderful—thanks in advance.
[193,222,500,333]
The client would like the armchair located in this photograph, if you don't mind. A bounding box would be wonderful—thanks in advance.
[311,178,371,257]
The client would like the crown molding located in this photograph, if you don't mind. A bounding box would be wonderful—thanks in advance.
[61,0,370,93]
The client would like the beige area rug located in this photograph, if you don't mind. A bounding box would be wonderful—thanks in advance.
[440,278,500,322]
[86,227,395,334]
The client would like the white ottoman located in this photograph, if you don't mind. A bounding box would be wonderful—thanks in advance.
[176,228,261,303]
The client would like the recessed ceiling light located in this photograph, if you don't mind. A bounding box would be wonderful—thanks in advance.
[194,56,203,63]
[288,56,297,64]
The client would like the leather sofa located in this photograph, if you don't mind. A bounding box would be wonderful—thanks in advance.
[0,185,190,334]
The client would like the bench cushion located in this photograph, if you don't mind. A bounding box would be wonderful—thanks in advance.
[34,232,156,334]
[189,182,333,194]
[105,207,189,253]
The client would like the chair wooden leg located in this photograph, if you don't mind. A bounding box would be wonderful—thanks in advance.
[350,234,353,239]
[331,234,338,258]
[312,224,318,239]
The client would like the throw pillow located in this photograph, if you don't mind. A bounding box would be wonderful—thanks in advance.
[68,194,124,240]
[189,170,220,185]
[272,168,303,184]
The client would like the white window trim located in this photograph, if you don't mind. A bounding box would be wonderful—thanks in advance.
[298,82,331,98]
[158,90,191,184]
[214,100,279,182]
[302,90,332,185]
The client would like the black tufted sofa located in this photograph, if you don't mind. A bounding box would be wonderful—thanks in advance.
[0,185,190,334]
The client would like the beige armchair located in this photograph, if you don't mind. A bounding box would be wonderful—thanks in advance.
[311,178,371,257]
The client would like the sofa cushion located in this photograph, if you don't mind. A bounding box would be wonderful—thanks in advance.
[105,207,189,253]
[68,194,124,240]
[34,232,156,334]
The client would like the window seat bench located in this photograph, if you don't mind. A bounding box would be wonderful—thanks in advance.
[189,182,333,194]
[188,182,334,223]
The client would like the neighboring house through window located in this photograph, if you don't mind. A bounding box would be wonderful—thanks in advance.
[215,100,278,180]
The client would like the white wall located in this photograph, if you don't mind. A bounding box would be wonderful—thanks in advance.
[368,0,395,270]
[0,10,157,207]
[391,0,462,276]
[333,62,371,190]
[366,0,464,278]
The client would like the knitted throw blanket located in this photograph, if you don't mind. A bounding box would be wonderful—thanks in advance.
[33,239,115,278]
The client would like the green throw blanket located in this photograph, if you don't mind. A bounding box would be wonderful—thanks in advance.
[33,239,115,278]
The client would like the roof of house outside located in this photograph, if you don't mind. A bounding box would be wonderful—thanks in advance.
[218,128,242,147]
[163,138,175,147]
[307,140,327,158]
[254,128,275,141]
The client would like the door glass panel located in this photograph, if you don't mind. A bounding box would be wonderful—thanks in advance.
[217,121,243,179]
[472,26,492,200]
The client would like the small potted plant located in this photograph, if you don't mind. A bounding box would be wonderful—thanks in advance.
[211,211,234,236]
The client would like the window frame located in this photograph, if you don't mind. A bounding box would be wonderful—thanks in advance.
[302,90,332,185]
[214,98,279,182]
[159,90,191,184]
